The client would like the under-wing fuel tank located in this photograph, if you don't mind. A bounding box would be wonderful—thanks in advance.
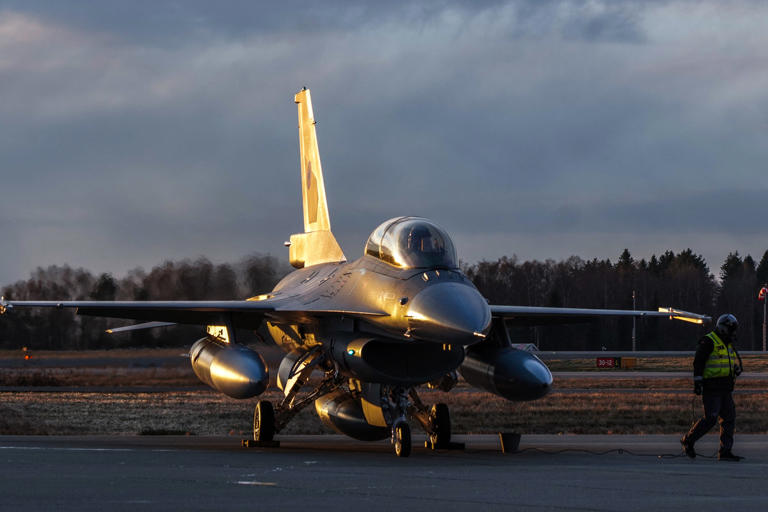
[189,337,269,399]
[460,344,552,401]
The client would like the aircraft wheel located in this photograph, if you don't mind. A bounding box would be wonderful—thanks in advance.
[254,400,275,442]
[393,420,411,458]
[428,403,451,448]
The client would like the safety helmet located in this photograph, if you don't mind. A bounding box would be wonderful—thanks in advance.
[715,314,738,337]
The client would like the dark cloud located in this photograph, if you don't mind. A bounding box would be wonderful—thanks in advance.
[2,1,496,42]
[1,1,767,285]
[444,189,768,236]
[3,1,645,44]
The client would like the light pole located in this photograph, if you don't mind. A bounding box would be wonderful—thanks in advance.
[632,289,636,352]
[759,285,768,352]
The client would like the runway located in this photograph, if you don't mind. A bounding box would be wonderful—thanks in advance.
[538,351,768,359]
[1,434,766,511]
[553,371,768,379]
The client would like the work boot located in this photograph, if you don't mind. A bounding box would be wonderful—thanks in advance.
[680,437,696,459]
[718,451,743,462]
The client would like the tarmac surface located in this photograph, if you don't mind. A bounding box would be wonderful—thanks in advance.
[553,371,768,379]
[1,434,766,511]
[538,351,768,359]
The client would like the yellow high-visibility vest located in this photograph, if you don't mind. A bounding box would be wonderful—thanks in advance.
[702,332,736,379]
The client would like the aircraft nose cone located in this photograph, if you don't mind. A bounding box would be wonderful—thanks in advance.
[406,282,491,343]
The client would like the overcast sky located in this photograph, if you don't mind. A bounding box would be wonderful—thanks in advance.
[1,0,767,286]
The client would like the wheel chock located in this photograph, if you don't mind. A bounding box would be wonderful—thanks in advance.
[241,439,280,448]
[498,432,521,453]
[424,440,465,451]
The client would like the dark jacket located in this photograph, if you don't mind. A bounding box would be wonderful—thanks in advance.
[693,333,735,393]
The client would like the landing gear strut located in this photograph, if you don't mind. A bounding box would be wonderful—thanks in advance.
[247,352,341,449]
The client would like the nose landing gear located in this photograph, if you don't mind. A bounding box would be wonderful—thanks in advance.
[392,420,412,457]
[382,386,460,457]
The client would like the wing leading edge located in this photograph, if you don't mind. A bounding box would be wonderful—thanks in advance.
[490,305,710,326]
[1,299,387,331]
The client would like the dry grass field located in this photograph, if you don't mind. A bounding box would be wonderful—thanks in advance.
[0,367,199,388]
[2,348,767,437]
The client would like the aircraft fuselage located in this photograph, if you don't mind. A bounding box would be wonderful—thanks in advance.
[262,252,493,387]
[265,254,491,350]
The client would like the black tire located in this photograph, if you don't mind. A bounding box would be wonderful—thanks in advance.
[254,400,275,442]
[393,421,411,458]
[429,403,451,448]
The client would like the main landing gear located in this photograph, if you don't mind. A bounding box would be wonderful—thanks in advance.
[247,351,341,448]
[254,400,275,442]
[242,399,279,448]
[427,403,451,449]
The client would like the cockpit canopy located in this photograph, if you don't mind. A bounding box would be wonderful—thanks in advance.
[364,217,458,269]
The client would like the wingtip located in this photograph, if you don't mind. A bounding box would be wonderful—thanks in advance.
[659,307,709,324]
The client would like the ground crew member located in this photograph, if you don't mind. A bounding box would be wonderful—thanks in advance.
[681,314,743,461]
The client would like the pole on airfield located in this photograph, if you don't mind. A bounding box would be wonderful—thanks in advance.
[763,286,767,352]
[759,285,767,352]
[632,290,636,352]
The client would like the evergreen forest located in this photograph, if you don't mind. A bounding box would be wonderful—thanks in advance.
[2,249,767,351]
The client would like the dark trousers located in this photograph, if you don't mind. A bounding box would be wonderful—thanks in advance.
[684,391,735,453]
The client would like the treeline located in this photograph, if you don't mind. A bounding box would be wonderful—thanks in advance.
[0,255,290,349]
[2,249,767,351]
[465,249,768,351]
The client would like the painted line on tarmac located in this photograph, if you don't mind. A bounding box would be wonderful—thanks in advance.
[0,446,176,452]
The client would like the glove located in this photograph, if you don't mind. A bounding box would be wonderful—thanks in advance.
[694,381,703,395]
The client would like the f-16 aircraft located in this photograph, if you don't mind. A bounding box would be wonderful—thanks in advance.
[1,88,710,457]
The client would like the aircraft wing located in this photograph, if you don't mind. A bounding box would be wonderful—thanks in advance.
[490,305,710,326]
[0,299,387,331]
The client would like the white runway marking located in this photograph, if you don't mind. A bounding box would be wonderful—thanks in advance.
[0,446,134,452]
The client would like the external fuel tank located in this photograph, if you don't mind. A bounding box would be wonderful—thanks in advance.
[189,337,269,399]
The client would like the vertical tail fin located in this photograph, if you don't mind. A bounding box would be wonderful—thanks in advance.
[295,87,331,233]
[289,88,345,268]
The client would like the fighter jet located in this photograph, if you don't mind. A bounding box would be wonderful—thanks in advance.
[0,88,710,457]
